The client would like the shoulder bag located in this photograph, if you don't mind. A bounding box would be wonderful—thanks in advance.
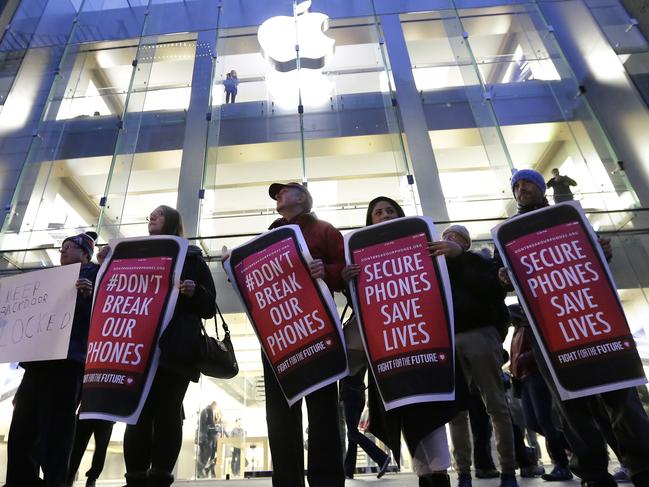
[198,301,239,379]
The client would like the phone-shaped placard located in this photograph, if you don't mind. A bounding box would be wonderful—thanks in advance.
[493,202,645,399]
[345,216,455,410]
[224,225,347,405]
[80,236,186,423]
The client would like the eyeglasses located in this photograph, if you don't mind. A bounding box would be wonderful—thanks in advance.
[146,211,164,222]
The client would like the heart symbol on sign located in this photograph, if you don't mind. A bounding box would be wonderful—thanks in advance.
[325,339,332,346]
[624,341,630,348]
[439,353,446,361]
[126,377,134,385]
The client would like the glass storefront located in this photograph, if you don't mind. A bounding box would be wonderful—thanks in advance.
[1,0,649,482]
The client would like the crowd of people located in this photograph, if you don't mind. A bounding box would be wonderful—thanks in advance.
[2,166,649,487]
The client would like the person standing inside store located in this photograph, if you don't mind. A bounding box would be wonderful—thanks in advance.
[5,232,99,487]
[342,196,466,487]
[546,168,577,203]
[123,205,217,487]
[496,169,649,487]
[264,181,346,487]
[197,402,217,478]
[230,418,245,477]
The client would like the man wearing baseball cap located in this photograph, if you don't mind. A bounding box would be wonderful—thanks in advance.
[496,169,649,486]
[5,231,100,487]
[264,182,345,487]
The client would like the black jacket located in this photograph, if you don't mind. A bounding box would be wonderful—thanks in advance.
[446,251,508,336]
[159,245,216,382]
[68,262,100,363]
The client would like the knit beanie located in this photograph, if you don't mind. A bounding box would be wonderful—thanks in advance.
[442,224,472,250]
[511,169,546,195]
[62,231,97,259]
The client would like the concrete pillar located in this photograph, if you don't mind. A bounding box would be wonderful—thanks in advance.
[379,13,449,221]
[176,29,217,238]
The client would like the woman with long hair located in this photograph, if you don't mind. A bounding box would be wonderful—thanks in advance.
[342,196,467,487]
[123,205,216,487]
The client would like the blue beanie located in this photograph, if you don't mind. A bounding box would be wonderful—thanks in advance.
[511,169,546,195]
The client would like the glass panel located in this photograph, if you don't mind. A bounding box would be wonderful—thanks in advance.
[401,4,642,241]
[71,0,149,44]
[97,32,196,241]
[301,12,416,229]
[0,15,122,267]
[622,51,649,108]
[29,0,79,48]
[145,0,220,37]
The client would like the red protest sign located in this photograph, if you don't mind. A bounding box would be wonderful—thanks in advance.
[225,226,347,405]
[80,237,186,423]
[346,217,455,410]
[494,202,646,399]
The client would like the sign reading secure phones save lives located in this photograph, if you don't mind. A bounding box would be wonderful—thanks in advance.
[493,202,646,400]
[345,216,455,410]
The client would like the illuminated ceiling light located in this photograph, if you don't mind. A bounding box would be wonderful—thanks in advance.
[258,1,335,107]
[258,0,335,72]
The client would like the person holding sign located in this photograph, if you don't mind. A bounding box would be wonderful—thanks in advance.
[440,225,519,487]
[122,206,216,487]
[342,196,464,487]
[263,181,346,487]
[496,169,649,487]
[5,232,99,487]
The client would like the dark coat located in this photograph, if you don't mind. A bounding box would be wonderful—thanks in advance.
[367,359,469,464]
[446,250,509,337]
[159,245,216,382]
[68,262,100,363]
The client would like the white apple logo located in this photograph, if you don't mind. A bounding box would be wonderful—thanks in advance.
[258,0,335,73]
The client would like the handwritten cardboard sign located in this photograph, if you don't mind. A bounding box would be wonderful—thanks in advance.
[0,264,81,363]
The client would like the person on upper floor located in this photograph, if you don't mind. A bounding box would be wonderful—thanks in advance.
[546,168,577,203]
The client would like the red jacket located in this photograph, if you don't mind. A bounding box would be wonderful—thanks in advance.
[510,325,538,381]
[269,212,345,293]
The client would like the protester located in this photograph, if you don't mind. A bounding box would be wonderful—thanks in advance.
[65,418,115,487]
[339,365,390,480]
[509,304,572,481]
[342,196,466,487]
[546,168,577,203]
[467,390,499,479]
[497,168,649,487]
[123,205,216,487]
[435,224,518,487]
[264,181,346,487]
[197,402,217,478]
[5,232,99,487]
